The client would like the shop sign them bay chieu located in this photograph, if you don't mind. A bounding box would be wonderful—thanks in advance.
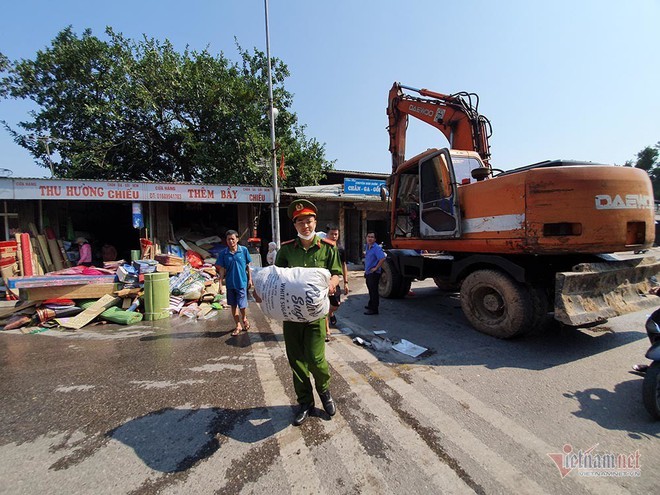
[0,179,273,203]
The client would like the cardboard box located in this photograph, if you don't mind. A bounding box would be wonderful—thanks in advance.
[132,259,158,274]
[0,241,18,258]
[117,265,139,284]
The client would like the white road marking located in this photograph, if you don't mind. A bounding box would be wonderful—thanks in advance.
[330,337,549,495]
[413,364,630,494]
[325,344,474,493]
[130,379,205,389]
[55,385,95,393]
[248,323,327,494]
[189,363,244,372]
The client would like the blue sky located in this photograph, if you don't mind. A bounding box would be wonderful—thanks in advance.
[1,0,659,179]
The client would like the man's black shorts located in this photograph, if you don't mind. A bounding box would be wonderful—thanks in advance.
[329,286,342,307]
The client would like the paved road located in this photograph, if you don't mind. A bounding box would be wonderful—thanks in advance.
[0,273,657,494]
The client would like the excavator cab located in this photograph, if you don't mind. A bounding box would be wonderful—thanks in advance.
[392,148,462,239]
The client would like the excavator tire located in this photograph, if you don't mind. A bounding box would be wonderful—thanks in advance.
[379,259,412,299]
[460,269,533,339]
[526,285,550,334]
[642,361,660,420]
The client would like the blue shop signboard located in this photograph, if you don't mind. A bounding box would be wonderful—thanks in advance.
[344,178,386,196]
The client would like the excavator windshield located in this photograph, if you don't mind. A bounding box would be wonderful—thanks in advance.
[393,171,420,238]
[450,154,484,184]
[419,152,459,235]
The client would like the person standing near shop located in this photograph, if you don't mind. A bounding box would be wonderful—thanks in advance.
[101,242,118,262]
[216,230,253,336]
[266,241,278,265]
[364,231,386,315]
[325,224,349,340]
[275,199,342,426]
[76,237,93,267]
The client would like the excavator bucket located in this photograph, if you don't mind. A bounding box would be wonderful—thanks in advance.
[554,256,660,326]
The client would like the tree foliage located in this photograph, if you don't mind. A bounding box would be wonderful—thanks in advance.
[626,141,660,199]
[0,27,332,185]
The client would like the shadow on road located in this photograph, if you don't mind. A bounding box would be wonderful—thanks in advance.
[563,379,660,439]
[106,405,291,473]
[338,285,648,371]
[140,331,229,341]
[139,330,284,348]
[421,327,647,371]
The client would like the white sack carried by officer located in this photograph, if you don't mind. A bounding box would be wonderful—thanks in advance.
[252,265,330,322]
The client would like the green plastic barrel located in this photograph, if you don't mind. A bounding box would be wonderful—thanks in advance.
[144,272,170,321]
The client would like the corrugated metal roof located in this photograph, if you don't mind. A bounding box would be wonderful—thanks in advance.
[8,176,256,188]
[328,169,388,178]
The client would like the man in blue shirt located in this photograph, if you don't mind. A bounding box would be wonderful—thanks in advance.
[364,231,386,315]
[216,230,253,335]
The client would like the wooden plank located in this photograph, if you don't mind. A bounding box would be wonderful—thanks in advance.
[19,283,117,301]
[37,235,54,272]
[114,287,141,298]
[47,238,64,270]
[0,300,40,319]
[33,251,44,275]
[15,233,24,276]
[57,239,72,268]
[27,222,39,238]
[179,239,211,259]
[156,263,184,274]
[9,275,116,289]
[197,302,213,319]
[57,294,120,329]
[0,262,18,287]
[28,224,54,273]
[155,254,184,265]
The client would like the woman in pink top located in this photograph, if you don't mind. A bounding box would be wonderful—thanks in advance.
[76,237,93,266]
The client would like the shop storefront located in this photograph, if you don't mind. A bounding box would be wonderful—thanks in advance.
[0,178,273,263]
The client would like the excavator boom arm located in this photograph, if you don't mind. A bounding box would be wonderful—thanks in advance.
[387,82,492,173]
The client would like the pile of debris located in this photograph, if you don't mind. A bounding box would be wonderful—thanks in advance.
[0,232,231,334]
[1,223,72,297]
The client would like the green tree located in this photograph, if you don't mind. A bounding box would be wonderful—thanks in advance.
[0,27,332,185]
[626,142,660,199]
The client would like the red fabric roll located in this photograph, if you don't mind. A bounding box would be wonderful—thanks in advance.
[21,233,34,276]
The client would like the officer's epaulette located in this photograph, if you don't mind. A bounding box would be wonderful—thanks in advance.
[281,239,295,245]
[321,237,336,246]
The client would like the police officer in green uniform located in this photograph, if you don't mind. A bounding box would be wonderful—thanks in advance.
[275,199,343,426]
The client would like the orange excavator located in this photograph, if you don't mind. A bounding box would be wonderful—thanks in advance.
[382,82,660,338]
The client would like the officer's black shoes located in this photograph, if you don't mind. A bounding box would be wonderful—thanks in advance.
[319,390,336,416]
[364,309,379,315]
[293,394,335,424]
[293,402,314,426]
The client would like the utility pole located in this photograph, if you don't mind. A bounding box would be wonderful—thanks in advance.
[27,135,58,177]
[264,0,281,248]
